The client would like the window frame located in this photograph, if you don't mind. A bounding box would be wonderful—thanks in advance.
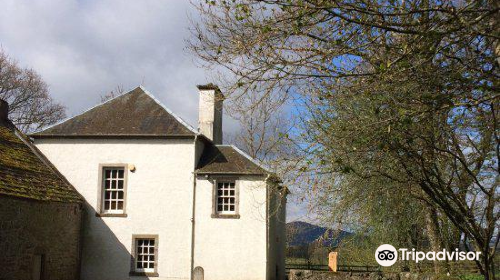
[211,177,240,219]
[130,235,159,277]
[97,164,128,217]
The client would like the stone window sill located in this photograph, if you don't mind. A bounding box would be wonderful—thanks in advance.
[211,214,240,219]
[96,213,128,218]
[129,271,159,277]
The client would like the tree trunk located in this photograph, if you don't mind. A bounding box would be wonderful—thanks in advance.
[424,206,446,274]
[483,247,495,280]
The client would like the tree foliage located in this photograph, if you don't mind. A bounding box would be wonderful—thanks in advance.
[190,0,499,277]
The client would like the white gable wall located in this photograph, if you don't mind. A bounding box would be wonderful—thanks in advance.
[34,138,196,280]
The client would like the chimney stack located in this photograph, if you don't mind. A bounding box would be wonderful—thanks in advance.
[197,84,224,144]
[0,99,8,123]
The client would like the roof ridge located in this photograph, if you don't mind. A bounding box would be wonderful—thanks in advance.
[138,85,198,134]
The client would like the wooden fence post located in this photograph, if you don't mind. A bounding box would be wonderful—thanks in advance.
[329,252,338,272]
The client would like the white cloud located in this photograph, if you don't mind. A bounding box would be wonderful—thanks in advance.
[0,0,210,127]
[0,0,306,222]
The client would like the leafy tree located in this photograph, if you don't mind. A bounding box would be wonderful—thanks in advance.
[190,0,499,278]
[305,58,497,276]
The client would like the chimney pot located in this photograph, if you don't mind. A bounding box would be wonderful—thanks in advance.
[197,84,224,144]
[0,99,8,122]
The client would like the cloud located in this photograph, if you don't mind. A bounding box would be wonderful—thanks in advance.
[0,0,307,222]
[0,0,212,127]
[286,194,318,223]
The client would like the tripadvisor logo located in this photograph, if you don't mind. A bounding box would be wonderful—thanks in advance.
[375,244,398,267]
[375,244,481,267]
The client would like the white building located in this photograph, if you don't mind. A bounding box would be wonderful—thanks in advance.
[31,85,287,280]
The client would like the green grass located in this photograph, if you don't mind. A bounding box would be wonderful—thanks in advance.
[458,275,484,280]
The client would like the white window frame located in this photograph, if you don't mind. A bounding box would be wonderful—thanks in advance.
[99,164,128,216]
[135,239,155,273]
[212,178,240,218]
[216,181,236,214]
[131,235,159,277]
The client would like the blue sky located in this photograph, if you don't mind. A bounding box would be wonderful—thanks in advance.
[0,0,312,223]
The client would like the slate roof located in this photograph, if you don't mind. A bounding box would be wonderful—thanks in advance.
[196,144,269,175]
[29,85,273,177]
[0,121,81,203]
[31,86,196,138]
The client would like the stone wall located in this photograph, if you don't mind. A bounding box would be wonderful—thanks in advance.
[288,270,450,280]
[288,270,398,280]
[0,196,82,280]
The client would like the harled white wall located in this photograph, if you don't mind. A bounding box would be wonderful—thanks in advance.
[35,137,285,280]
[266,183,287,280]
[275,189,287,280]
[35,138,196,280]
[193,176,269,280]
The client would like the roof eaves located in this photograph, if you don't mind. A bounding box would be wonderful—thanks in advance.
[31,134,196,139]
[195,171,267,176]
[139,85,198,134]
[0,193,81,204]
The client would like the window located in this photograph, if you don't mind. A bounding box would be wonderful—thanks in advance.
[135,239,155,272]
[99,165,127,216]
[216,182,236,214]
[103,167,125,212]
[131,235,158,276]
[212,180,239,218]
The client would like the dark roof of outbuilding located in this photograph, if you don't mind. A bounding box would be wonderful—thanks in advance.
[31,86,197,138]
[0,121,81,203]
[196,144,269,175]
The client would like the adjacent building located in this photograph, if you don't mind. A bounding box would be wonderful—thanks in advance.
[0,99,83,280]
[31,85,287,280]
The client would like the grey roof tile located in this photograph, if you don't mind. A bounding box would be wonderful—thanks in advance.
[31,86,196,138]
[196,144,268,175]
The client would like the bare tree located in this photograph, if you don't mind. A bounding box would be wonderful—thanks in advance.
[228,92,290,162]
[100,85,125,102]
[227,92,302,220]
[0,50,65,133]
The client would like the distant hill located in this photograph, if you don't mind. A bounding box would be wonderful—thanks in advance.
[286,221,328,246]
[286,221,352,248]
